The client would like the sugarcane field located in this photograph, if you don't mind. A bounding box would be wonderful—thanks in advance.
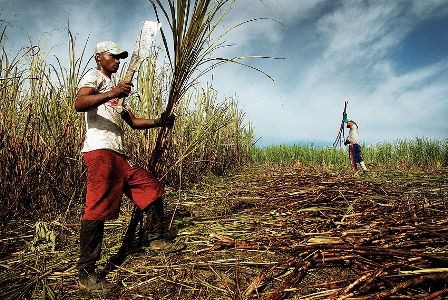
[1,1,448,299]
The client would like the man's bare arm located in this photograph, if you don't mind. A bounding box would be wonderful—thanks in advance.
[121,109,162,129]
[75,82,133,112]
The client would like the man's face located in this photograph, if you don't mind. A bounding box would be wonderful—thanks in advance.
[96,52,121,74]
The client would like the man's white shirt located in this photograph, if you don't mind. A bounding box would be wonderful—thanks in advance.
[78,69,126,154]
[348,123,360,144]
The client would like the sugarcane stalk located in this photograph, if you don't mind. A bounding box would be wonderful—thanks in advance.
[333,101,348,147]
[421,288,448,300]
[243,257,296,297]
[332,268,385,300]
[268,251,321,300]
[372,273,448,300]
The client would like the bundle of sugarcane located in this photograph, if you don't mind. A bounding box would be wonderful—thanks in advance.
[118,0,272,260]
[333,101,348,147]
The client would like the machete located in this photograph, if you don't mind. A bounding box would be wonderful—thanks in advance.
[115,21,161,114]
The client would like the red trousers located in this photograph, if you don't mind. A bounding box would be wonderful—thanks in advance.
[82,149,163,220]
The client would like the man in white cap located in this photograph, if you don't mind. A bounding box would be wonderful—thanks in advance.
[75,41,174,291]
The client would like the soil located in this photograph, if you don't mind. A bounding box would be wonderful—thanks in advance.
[1,164,447,299]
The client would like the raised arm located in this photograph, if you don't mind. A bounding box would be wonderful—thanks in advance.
[75,81,133,112]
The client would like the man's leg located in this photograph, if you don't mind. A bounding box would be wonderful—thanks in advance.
[359,161,368,173]
[77,220,114,290]
[77,220,115,291]
[78,220,104,276]
[141,197,165,242]
[142,197,177,250]
[78,150,126,290]
[354,144,368,174]
[124,161,165,244]
[349,145,358,174]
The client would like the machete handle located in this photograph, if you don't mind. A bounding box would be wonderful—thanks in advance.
[115,63,138,113]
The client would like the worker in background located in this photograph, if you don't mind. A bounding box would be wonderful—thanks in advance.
[343,117,368,175]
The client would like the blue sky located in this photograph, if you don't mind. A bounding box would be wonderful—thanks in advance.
[2,0,448,146]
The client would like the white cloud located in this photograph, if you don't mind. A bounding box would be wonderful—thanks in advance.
[317,2,402,65]
[411,0,448,18]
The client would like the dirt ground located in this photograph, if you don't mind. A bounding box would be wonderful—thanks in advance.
[1,164,447,299]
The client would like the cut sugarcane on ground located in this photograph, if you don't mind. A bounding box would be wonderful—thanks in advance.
[1,165,447,299]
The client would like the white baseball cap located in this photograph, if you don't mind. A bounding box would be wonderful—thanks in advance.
[94,41,128,59]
